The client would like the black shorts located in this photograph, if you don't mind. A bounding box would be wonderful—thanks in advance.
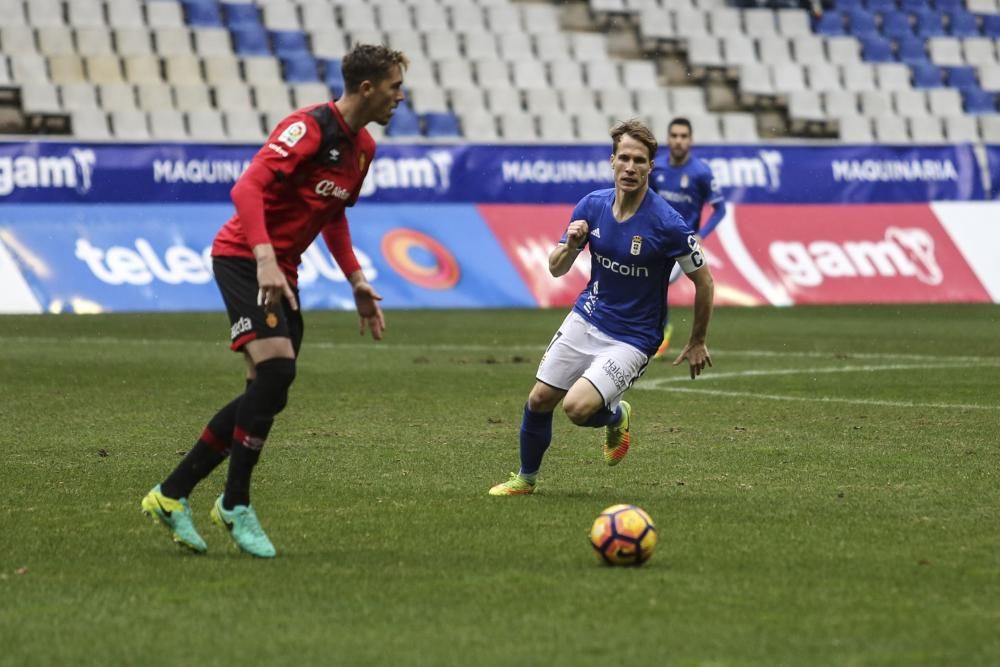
[213,256,304,356]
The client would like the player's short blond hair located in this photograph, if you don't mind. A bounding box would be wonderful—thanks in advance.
[342,44,409,93]
[610,119,658,161]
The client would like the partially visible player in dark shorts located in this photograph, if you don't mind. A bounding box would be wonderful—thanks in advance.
[214,256,304,356]
[140,44,409,558]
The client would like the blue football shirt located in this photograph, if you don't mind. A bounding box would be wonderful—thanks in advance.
[561,188,703,356]
[650,157,723,233]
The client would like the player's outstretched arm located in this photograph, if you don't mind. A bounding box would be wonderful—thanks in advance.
[348,270,384,341]
[672,265,714,379]
[549,220,589,277]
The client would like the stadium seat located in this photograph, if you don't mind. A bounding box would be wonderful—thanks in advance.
[61,83,100,111]
[204,55,242,84]
[223,109,266,142]
[910,63,944,88]
[194,28,234,57]
[290,82,329,108]
[865,0,894,12]
[115,28,153,57]
[77,28,115,57]
[252,83,293,114]
[838,114,874,142]
[148,2,185,29]
[154,28,195,58]
[282,54,319,83]
[214,82,253,109]
[187,109,226,141]
[386,102,422,137]
[537,113,576,142]
[260,1,301,31]
[271,31,310,57]
[110,110,151,140]
[825,89,859,116]
[875,63,911,90]
[164,56,204,85]
[896,36,929,64]
[424,111,461,137]
[182,0,223,28]
[979,114,1000,141]
[914,11,947,38]
[788,90,825,121]
[874,115,909,141]
[174,83,214,112]
[49,56,87,84]
[983,15,1000,38]
[460,110,498,140]
[244,56,283,84]
[962,88,997,113]
[26,0,63,28]
[37,27,76,57]
[123,54,163,83]
[148,109,188,140]
[908,116,945,142]
[107,0,145,28]
[946,66,980,91]
[20,83,61,113]
[231,25,271,56]
[98,83,138,111]
[928,87,964,115]
[860,36,894,62]
[136,83,174,111]
[962,38,997,67]
[859,90,892,116]
[947,11,980,39]
[879,12,913,41]
[523,87,560,116]
[826,37,862,65]
[980,64,1000,91]
[847,10,879,38]
[942,114,979,141]
[71,109,112,140]
[223,3,261,28]
[86,56,126,85]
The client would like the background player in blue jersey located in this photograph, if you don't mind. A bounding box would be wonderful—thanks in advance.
[489,119,715,496]
[650,117,726,358]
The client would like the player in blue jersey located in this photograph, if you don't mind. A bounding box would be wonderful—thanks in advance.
[489,119,715,496]
[650,117,726,358]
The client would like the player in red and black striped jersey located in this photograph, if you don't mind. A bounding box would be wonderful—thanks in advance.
[141,44,409,558]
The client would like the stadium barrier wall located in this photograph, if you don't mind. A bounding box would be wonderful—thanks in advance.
[0,141,988,203]
[2,200,998,314]
[0,141,997,313]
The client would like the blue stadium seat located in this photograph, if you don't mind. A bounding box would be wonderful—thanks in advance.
[910,63,943,88]
[321,59,345,96]
[880,12,913,40]
[962,89,996,113]
[861,36,894,62]
[898,0,926,11]
[222,3,260,28]
[386,103,421,137]
[271,31,310,57]
[182,0,222,27]
[230,25,270,55]
[282,54,319,82]
[847,9,879,37]
[947,11,980,37]
[424,112,461,138]
[896,36,929,63]
[914,10,947,37]
[984,15,1000,38]
[834,0,862,8]
[814,12,846,36]
[946,66,979,91]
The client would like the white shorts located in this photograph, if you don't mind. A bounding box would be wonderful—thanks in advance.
[536,311,649,408]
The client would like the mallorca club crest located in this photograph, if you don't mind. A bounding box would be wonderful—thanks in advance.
[630,235,642,256]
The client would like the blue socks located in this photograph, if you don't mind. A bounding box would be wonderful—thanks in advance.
[518,404,553,478]
[582,404,621,428]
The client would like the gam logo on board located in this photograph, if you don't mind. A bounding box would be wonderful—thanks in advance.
[0,148,96,197]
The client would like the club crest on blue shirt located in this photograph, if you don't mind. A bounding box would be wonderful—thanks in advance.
[630,235,642,256]
[680,173,689,188]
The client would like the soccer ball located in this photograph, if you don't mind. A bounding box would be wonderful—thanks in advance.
[589,504,657,566]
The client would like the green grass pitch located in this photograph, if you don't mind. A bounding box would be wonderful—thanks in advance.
[1,304,998,666]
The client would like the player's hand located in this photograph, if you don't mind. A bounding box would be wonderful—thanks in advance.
[353,282,384,341]
[256,256,298,311]
[565,219,589,250]
[672,342,712,380]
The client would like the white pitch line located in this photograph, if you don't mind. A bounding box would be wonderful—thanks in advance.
[640,362,997,386]
[636,385,999,412]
